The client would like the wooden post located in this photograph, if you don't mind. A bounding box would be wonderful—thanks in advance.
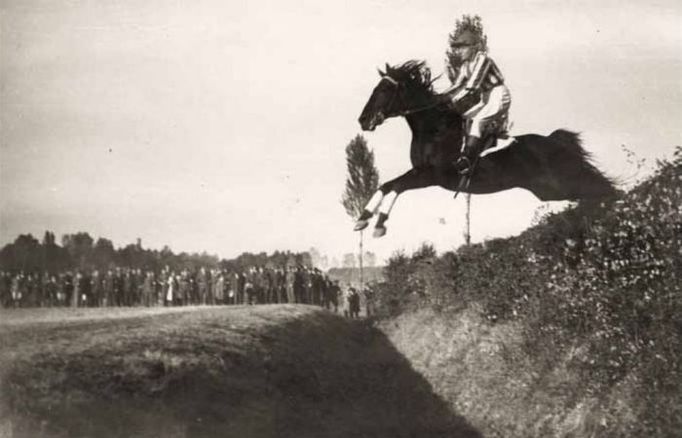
[465,193,471,246]
[359,230,364,292]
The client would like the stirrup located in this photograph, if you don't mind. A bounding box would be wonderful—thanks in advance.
[453,172,472,199]
[453,154,479,199]
[455,156,473,175]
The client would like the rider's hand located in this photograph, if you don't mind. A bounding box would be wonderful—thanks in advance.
[437,93,454,107]
[451,90,481,114]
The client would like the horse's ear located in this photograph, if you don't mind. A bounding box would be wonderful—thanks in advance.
[377,67,385,77]
[385,62,392,74]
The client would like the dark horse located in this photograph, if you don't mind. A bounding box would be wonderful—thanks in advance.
[355,60,616,237]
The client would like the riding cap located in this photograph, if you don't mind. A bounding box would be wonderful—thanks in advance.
[450,29,479,47]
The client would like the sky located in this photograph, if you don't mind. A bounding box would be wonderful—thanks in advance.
[1,0,680,265]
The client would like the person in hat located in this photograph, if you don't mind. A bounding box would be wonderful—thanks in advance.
[442,15,511,175]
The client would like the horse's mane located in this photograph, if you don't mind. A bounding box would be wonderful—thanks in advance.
[387,60,435,94]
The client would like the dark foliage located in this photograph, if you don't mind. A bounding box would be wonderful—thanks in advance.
[0,234,312,273]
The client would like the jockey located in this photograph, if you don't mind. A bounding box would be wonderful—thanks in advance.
[442,16,511,175]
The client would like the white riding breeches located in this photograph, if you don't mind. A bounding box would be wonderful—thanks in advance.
[463,85,511,137]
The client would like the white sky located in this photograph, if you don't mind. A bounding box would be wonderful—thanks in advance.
[1,0,681,264]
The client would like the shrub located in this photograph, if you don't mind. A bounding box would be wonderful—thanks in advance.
[373,147,682,433]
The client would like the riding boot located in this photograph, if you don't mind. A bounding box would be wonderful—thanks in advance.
[454,135,483,175]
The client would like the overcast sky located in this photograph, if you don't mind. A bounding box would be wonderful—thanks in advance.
[1,0,680,264]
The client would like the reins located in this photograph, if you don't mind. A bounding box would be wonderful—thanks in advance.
[400,101,443,116]
[381,74,444,117]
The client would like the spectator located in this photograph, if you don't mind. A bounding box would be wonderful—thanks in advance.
[142,271,154,307]
[348,287,361,319]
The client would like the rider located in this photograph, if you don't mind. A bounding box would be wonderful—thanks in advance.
[442,15,511,175]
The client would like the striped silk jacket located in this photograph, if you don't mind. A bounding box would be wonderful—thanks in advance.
[446,51,505,108]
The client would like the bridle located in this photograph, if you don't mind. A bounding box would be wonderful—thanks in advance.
[380,75,443,117]
[378,75,402,118]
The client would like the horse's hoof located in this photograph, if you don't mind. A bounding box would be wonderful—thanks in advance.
[373,227,386,238]
[354,220,369,231]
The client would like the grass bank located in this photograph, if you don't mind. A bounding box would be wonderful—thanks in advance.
[0,305,479,438]
[373,149,682,437]
[381,307,661,437]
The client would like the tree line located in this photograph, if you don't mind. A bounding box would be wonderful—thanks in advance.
[0,231,314,274]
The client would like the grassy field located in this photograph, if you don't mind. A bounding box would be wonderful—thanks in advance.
[0,305,479,438]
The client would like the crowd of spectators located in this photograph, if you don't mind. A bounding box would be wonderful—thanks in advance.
[0,266,344,311]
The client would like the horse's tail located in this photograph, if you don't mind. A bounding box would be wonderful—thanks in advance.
[547,129,619,199]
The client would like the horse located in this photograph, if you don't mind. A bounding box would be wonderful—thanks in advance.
[355,60,617,237]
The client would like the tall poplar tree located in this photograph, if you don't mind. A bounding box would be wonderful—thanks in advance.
[342,134,379,292]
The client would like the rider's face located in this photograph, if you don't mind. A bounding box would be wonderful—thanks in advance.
[455,45,475,62]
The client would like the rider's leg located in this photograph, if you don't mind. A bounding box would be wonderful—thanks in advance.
[454,133,484,175]
[454,85,511,175]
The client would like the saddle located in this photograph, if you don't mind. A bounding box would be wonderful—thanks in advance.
[480,134,516,158]
[461,117,513,157]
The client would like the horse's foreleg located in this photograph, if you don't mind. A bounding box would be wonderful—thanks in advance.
[353,190,385,231]
[371,168,440,237]
[373,191,398,237]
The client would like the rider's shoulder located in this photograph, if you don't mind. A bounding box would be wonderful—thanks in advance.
[475,51,502,69]
[474,51,493,63]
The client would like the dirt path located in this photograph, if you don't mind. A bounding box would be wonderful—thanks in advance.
[0,305,480,438]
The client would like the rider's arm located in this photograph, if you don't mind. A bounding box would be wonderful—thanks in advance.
[466,52,504,91]
[445,54,487,104]
[441,53,502,110]
[445,53,505,112]
[443,66,467,95]
[464,52,488,90]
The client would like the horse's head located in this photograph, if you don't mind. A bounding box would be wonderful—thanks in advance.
[358,61,434,131]
[358,64,404,131]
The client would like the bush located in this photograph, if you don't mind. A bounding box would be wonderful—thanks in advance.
[373,147,682,433]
